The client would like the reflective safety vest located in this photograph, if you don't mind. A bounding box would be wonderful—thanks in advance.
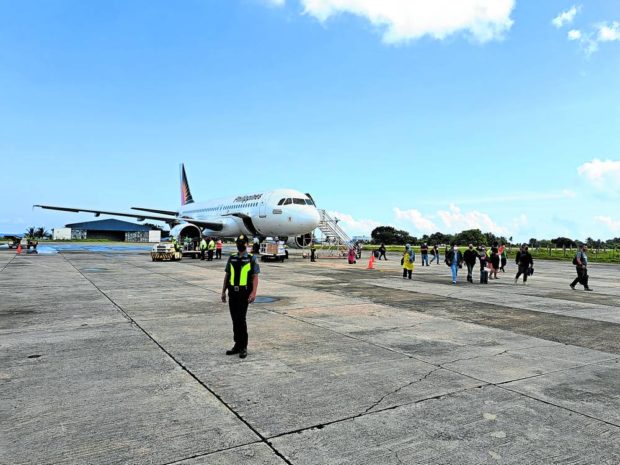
[208,240,216,250]
[200,239,207,250]
[228,253,255,289]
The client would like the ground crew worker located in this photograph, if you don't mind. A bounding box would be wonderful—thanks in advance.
[200,236,207,260]
[207,237,216,261]
[171,236,179,252]
[221,235,260,359]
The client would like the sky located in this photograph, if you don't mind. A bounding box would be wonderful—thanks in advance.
[1,0,619,242]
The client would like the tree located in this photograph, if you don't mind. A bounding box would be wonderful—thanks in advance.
[454,229,486,246]
[35,227,50,239]
[25,227,36,239]
[528,237,538,247]
[371,226,414,245]
[428,231,452,245]
[552,237,576,248]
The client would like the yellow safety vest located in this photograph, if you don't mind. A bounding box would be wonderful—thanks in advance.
[229,253,254,287]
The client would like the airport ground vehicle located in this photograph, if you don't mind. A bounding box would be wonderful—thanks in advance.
[151,243,182,261]
[259,240,288,262]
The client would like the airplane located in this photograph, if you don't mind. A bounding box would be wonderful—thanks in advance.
[35,164,321,247]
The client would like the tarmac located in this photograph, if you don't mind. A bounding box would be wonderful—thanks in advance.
[1,247,619,464]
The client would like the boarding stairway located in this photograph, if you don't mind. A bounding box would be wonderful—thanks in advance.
[316,209,352,256]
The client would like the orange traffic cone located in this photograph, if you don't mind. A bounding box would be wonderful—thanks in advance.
[367,253,375,269]
[16,244,22,254]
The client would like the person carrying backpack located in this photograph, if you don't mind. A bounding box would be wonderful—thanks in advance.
[514,245,533,285]
[570,244,593,291]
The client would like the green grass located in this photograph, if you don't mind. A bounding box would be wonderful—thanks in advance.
[360,245,620,264]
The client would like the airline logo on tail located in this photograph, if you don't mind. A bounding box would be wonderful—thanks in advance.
[180,164,194,206]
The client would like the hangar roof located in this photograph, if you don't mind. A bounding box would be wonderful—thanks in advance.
[65,219,151,232]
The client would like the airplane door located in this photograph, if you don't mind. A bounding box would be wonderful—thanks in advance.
[259,198,267,218]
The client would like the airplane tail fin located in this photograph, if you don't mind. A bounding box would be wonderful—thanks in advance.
[180,164,195,206]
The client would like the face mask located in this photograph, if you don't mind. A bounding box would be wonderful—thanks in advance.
[453,246,458,251]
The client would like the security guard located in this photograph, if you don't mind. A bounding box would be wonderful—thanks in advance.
[221,235,260,358]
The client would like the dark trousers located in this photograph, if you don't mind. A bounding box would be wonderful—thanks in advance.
[200,249,206,260]
[207,249,214,261]
[216,249,222,259]
[422,253,429,266]
[570,267,589,288]
[379,251,387,260]
[480,269,488,284]
[228,290,249,350]
[310,250,316,262]
[515,265,529,282]
[466,263,475,282]
[402,268,412,279]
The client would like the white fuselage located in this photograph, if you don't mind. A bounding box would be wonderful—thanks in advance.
[177,188,320,238]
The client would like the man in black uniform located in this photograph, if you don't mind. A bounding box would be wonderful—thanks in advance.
[221,235,260,359]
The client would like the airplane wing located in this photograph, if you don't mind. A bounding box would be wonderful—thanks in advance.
[132,207,179,216]
[34,204,225,231]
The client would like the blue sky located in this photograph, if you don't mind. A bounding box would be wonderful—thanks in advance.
[1,0,619,241]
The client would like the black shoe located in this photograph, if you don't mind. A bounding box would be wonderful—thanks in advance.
[585,287,593,292]
[570,284,575,290]
[239,349,247,359]
[226,347,240,355]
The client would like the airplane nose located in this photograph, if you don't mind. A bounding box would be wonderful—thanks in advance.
[306,208,321,230]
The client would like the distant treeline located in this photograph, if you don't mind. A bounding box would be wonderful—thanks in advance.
[369,226,620,249]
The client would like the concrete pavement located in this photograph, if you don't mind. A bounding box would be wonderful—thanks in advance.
[1,249,618,464]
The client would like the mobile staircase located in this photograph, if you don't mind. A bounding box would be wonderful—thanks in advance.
[316,210,352,257]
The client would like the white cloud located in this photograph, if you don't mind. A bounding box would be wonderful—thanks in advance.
[393,207,437,233]
[594,216,620,232]
[327,210,381,236]
[437,204,508,235]
[568,29,582,40]
[264,0,286,5]
[299,0,515,43]
[597,21,620,42]
[552,5,580,29]
[577,159,620,194]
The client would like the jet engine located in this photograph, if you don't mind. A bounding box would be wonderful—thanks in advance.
[169,223,202,241]
[283,233,313,248]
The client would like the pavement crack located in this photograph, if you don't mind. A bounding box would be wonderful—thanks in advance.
[60,253,294,465]
[364,366,442,413]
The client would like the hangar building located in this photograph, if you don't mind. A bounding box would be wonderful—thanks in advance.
[53,219,162,242]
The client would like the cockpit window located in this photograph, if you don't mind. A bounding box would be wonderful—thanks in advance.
[305,198,314,205]
[277,198,285,205]
[283,198,292,205]
[293,198,305,205]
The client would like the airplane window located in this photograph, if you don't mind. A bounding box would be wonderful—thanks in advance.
[305,199,314,205]
[293,198,305,205]
[277,198,285,205]
[283,198,292,205]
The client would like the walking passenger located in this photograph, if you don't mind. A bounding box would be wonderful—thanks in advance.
[490,243,500,280]
[379,243,388,260]
[478,247,489,284]
[445,245,463,284]
[499,244,507,272]
[463,244,479,283]
[216,239,223,259]
[402,244,415,279]
[420,243,429,266]
[348,246,357,264]
[514,245,533,285]
[432,244,440,264]
[570,244,593,291]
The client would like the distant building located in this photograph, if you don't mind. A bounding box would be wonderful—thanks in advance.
[53,219,161,242]
[352,235,371,243]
